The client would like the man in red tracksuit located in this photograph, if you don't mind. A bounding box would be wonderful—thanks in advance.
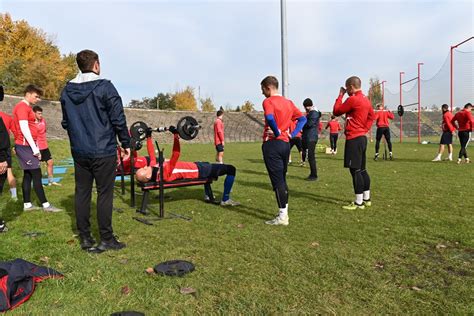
[325,115,342,154]
[260,76,306,225]
[374,103,394,160]
[432,104,456,162]
[333,76,375,210]
[451,103,473,164]
[214,109,225,164]
[135,129,239,206]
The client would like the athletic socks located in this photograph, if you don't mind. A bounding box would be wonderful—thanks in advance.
[363,190,370,201]
[222,175,235,202]
[448,153,452,160]
[355,194,363,205]
[279,203,288,219]
[10,188,17,199]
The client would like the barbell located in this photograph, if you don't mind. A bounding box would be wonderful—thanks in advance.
[130,116,201,144]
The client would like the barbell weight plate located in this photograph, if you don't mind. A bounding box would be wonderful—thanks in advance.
[154,260,195,276]
[130,121,149,141]
[177,116,199,140]
[397,105,404,117]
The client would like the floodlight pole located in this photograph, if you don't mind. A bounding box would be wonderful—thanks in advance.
[417,63,423,144]
[399,72,404,143]
[450,36,473,112]
[281,0,289,97]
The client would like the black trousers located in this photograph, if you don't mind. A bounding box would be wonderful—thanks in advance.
[458,131,470,159]
[74,156,116,241]
[262,140,290,208]
[302,140,317,177]
[375,127,392,153]
[22,169,47,204]
[329,133,339,151]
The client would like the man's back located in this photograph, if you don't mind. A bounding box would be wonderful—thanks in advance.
[452,109,473,131]
[262,95,301,142]
[60,76,129,159]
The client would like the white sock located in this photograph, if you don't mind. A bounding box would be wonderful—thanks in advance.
[279,204,288,218]
[24,202,32,208]
[10,188,17,198]
[363,190,370,201]
[355,194,363,205]
[42,202,51,208]
[435,154,441,159]
[448,153,452,159]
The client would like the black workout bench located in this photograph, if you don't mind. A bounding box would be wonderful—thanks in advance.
[136,178,216,218]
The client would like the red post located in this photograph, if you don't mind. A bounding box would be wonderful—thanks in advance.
[399,72,404,143]
[417,62,423,144]
[450,37,474,112]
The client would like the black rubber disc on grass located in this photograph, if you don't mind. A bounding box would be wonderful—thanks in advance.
[154,260,195,276]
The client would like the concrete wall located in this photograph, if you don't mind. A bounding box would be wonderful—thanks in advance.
[1,95,266,143]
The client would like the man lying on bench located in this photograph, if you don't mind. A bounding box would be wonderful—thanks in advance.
[135,128,240,206]
[117,136,153,174]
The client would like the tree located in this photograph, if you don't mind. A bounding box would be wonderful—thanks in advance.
[157,93,175,110]
[235,106,241,112]
[172,86,197,111]
[200,97,215,112]
[0,13,77,99]
[368,77,383,109]
[241,100,255,112]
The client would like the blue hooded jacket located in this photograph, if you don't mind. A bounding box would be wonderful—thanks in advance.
[60,77,130,159]
[302,109,321,142]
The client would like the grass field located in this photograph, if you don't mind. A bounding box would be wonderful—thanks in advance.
[1,137,473,315]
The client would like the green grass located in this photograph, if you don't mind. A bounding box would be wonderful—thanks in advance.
[1,138,473,314]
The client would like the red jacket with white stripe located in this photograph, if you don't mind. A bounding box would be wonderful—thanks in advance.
[333,90,375,140]
[150,134,199,182]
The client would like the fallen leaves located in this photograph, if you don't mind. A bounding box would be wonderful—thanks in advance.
[310,242,320,248]
[39,256,49,264]
[121,285,131,295]
[436,244,447,250]
[145,267,155,274]
[179,287,196,295]
[374,262,384,270]
[237,224,245,229]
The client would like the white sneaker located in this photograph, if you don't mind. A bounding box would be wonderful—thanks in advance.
[24,205,42,211]
[466,158,471,164]
[49,182,62,186]
[265,215,289,226]
[457,159,462,164]
[43,204,64,212]
[220,199,240,206]
[432,157,441,162]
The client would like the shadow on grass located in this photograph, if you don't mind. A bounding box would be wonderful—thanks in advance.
[0,197,23,222]
[60,193,101,241]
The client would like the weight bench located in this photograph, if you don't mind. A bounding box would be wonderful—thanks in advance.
[136,177,217,217]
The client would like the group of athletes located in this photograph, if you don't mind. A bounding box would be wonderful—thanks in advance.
[0,49,472,251]
[0,87,62,212]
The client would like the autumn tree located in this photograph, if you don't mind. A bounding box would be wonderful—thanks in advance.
[0,13,77,99]
[200,97,215,112]
[241,100,255,112]
[171,86,197,111]
[368,77,383,109]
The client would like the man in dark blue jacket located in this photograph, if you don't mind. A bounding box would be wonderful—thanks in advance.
[60,50,130,253]
[301,98,321,181]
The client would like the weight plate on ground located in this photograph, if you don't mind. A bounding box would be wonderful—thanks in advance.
[154,260,195,276]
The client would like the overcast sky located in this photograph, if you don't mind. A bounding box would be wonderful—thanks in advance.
[1,0,473,111]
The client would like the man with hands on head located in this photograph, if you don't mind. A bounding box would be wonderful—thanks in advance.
[333,76,375,210]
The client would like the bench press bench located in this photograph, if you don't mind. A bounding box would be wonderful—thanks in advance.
[136,178,217,217]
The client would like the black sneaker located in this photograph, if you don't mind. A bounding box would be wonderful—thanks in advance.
[88,236,126,253]
[305,176,318,181]
[374,154,379,161]
[80,236,96,250]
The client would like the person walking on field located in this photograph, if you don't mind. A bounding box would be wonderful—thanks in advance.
[32,106,61,186]
[60,49,131,253]
[12,85,62,212]
[432,104,455,162]
[214,109,225,164]
[333,76,375,210]
[451,103,473,164]
[325,115,342,155]
[301,98,321,180]
[288,118,303,165]
[374,103,394,160]
[260,76,306,226]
